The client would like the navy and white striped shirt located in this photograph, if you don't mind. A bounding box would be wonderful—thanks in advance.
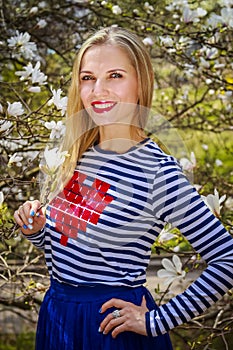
[26,138,233,336]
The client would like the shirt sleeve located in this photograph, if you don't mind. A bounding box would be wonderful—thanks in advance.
[21,228,45,250]
[147,157,233,337]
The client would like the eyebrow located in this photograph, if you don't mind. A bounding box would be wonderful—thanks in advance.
[80,68,127,74]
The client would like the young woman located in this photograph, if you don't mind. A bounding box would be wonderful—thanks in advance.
[14,26,233,350]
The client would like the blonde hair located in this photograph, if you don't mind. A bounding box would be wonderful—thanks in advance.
[41,26,154,202]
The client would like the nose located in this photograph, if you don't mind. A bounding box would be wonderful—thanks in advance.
[92,78,108,95]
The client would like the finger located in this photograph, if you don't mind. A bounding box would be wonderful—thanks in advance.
[100,298,130,313]
[29,200,43,217]
[17,204,30,227]
[18,202,34,228]
[100,307,126,332]
[111,322,127,339]
[15,200,43,231]
[23,200,45,233]
[99,312,114,332]
[101,314,126,335]
[13,209,32,234]
[14,209,26,228]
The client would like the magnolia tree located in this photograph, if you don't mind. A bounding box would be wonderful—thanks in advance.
[0,0,232,348]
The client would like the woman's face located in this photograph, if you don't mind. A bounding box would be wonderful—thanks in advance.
[79,44,139,126]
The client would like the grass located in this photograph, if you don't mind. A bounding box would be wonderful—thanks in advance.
[0,333,35,350]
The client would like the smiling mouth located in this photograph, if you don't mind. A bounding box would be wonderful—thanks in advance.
[91,101,117,114]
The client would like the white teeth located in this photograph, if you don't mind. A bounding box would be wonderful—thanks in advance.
[93,103,115,109]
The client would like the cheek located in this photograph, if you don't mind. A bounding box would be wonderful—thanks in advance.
[80,86,90,105]
[123,79,139,103]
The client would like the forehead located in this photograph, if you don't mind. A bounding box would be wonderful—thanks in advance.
[80,44,134,71]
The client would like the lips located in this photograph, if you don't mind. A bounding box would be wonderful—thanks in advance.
[91,101,117,114]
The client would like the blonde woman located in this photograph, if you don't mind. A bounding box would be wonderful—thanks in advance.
[14,27,233,350]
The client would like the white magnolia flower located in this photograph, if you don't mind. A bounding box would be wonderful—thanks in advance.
[199,57,210,69]
[206,79,212,85]
[133,9,139,16]
[182,6,206,24]
[0,191,4,207]
[7,31,37,60]
[16,62,47,91]
[44,120,66,139]
[213,62,225,70]
[37,19,47,28]
[31,62,47,85]
[165,4,174,11]
[142,37,154,46]
[221,7,233,27]
[208,89,215,95]
[207,13,223,28]
[48,88,68,116]
[218,90,232,102]
[0,120,13,132]
[159,223,176,243]
[7,101,24,117]
[41,147,68,174]
[219,0,233,6]
[183,7,198,23]
[183,63,195,78]
[7,31,30,48]
[112,5,122,15]
[218,0,233,7]
[202,188,226,217]
[165,0,188,11]
[28,86,41,93]
[225,197,233,211]
[0,103,3,114]
[205,47,219,59]
[176,36,190,50]
[15,62,35,80]
[215,159,223,167]
[38,1,47,8]
[202,144,209,151]
[180,152,196,172]
[173,245,180,253]
[157,255,186,286]
[8,153,23,167]
[175,99,183,105]
[144,2,154,13]
[159,36,173,47]
[29,6,39,14]
[193,183,202,192]
[196,7,207,17]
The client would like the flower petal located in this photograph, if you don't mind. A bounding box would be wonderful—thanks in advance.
[161,258,176,273]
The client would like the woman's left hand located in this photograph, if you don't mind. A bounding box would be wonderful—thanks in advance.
[99,296,149,338]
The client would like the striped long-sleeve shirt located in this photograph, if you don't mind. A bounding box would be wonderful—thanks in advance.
[26,138,233,336]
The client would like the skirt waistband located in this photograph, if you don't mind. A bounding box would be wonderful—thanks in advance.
[48,278,144,303]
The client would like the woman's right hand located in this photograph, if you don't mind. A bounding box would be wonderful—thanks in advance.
[14,200,46,235]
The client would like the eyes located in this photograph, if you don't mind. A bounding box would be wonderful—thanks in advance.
[80,71,123,81]
[111,72,123,79]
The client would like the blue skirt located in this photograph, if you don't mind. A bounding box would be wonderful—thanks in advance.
[36,278,173,350]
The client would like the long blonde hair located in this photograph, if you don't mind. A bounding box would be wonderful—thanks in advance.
[41,27,154,202]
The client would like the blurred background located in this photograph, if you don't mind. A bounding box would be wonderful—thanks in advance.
[0,1,232,349]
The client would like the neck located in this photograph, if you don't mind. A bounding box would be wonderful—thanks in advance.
[98,124,145,153]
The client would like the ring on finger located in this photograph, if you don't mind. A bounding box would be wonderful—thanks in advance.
[112,309,121,319]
